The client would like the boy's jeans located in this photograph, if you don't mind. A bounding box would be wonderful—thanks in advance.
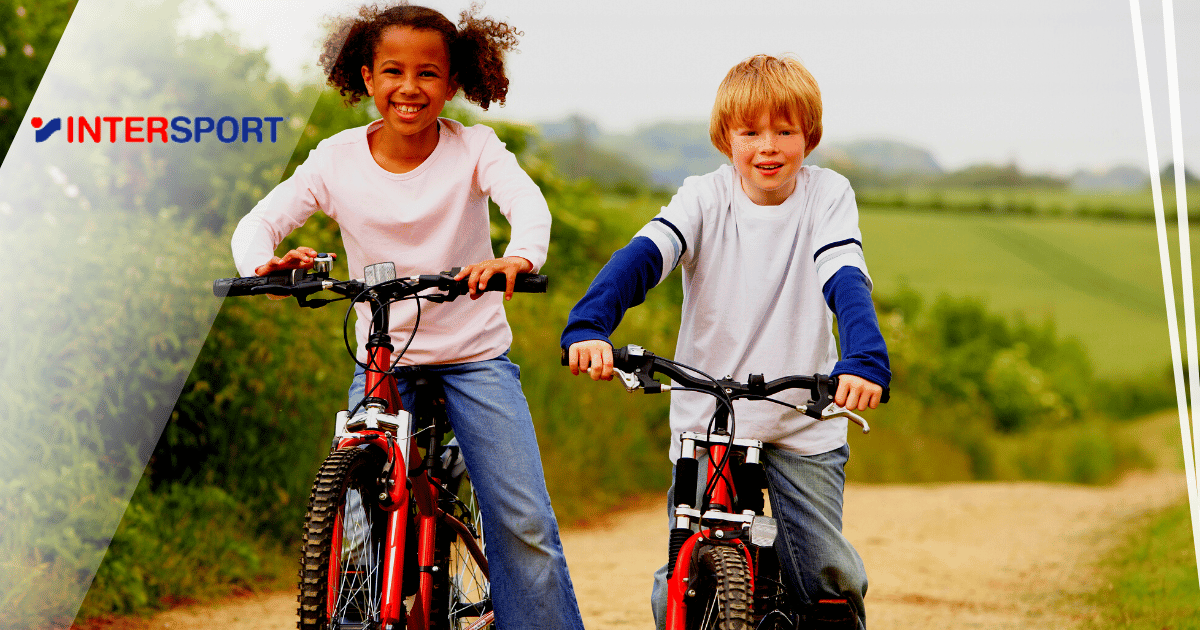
[348,353,585,630]
[651,444,868,630]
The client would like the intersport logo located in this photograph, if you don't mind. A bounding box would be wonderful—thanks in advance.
[31,115,287,143]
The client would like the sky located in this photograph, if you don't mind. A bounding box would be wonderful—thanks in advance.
[187,0,1200,175]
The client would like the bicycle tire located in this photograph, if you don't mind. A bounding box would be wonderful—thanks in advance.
[428,470,492,630]
[298,447,388,630]
[690,545,753,630]
[750,546,792,630]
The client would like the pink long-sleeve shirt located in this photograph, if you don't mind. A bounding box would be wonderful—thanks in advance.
[231,118,550,366]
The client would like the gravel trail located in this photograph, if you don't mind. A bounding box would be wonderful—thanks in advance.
[130,470,1186,630]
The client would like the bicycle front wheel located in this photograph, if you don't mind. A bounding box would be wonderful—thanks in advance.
[429,469,492,630]
[298,447,388,630]
[690,544,753,630]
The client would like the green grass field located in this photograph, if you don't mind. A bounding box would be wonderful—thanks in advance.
[1081,499,1200,629]
[859,185,1198,220]
[860,209,1194,378]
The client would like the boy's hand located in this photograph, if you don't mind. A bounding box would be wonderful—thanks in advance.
[834,374,883,411]
[568,340,614,381]
[254,247,330,300]
[454,256,533,300]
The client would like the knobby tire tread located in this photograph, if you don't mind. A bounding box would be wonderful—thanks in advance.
[692,545,753,630]
[297,447,385,630]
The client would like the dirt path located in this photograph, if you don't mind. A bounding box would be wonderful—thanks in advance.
[134,470,1187,630]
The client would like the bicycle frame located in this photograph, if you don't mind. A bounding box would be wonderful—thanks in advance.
[329,300,492,630]
[216,261,547,630]
[590,345,873,630]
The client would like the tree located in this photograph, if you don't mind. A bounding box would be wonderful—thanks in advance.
[0,0,78,164]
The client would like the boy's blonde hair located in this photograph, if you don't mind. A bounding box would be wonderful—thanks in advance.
[709,54,823,158]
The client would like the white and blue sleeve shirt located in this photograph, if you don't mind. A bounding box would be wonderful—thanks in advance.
[563,164,889,459]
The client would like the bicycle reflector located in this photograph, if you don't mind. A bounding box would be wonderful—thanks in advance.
[748,515,778,547]
[364,261,397,286]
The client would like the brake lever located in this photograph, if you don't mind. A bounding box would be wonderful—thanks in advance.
[614,368,641,392]
[613,367,666,394]
[818,403,870,434]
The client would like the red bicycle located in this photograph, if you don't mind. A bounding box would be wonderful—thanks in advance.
[215,256,547,630]
[584,344,877,630]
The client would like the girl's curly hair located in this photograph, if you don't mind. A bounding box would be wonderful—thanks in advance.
[320,2,521,110]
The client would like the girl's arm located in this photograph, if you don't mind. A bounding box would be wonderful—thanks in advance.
[230,157,326,278]
[472,127,551,272]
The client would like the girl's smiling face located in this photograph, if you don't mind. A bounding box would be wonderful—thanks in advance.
[361,26,457,148]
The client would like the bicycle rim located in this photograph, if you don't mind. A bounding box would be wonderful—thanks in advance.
[691,545,753,630]
[430,471,492,630]
[299,448,387,630]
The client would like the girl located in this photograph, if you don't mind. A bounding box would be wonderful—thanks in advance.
[229,4,585,628]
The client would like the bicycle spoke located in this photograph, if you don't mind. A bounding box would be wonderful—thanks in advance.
[334,488,381,624]
[441,475,492,629]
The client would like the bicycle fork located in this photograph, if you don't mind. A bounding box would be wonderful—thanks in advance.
[664,431,763,630]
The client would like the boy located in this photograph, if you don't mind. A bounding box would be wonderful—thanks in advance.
[560,54,889,629]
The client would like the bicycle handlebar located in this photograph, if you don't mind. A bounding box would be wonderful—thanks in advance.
[563,344,884,430]
[214,260,547,304]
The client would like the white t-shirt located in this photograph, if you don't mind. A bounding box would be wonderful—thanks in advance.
[634,164,872,458]
[230,118,550,366]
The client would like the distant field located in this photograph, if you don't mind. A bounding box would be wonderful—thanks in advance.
[860,209,1191,378]
[858,186,1198,220]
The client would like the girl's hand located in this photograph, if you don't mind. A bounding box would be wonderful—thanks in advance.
[454,256,533,300]
[568,340,614,381]
[254,247,332,300]
[255,246,328,275]
[834,373,884,411]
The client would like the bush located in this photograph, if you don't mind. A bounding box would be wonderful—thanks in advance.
[1,210,233,628]
[77,480,289,617]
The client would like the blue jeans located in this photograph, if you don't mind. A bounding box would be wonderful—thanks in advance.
[348,353,585,630]
[651,444,867,629]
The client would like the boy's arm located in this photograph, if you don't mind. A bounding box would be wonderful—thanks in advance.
[561,236,665,379]
[822,266,891,408]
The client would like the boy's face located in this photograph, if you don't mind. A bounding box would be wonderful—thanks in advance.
[728,112,806,206]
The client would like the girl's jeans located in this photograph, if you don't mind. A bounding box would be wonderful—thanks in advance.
[348,353,585,630]
[651,444,868,630]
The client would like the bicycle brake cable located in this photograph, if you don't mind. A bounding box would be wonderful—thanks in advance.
[654,357,739,516]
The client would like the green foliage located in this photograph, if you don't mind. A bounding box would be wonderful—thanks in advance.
[77,479,290,618]
[283,88,379,180]
[857,185,1200,223]
[850,289,1155,484]
[1080,501,1200,628]
[0,0,78,163]
[885,290,1089,433]
[151,290,346,540]
[0,211,230,629]
[937,162,1067,189]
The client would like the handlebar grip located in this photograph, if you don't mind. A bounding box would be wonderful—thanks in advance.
[213,274,274,297]
[213,270,301,297]
[480,272,548,293]
[611,345,633,369]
